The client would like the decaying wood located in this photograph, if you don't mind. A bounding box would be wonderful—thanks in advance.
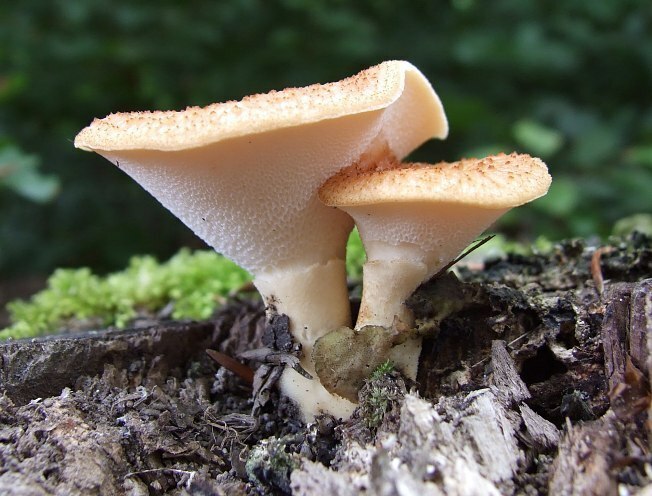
[0,321,216,405]
[489,340,531,403]
[549,277,652,496]
[645,281,652,444]
[294,340,548,495]
[0,236,650,495]
[519,403,559,450]
[294,245,652,495]
[548,415,619,496]
[630,279,651,374]
[601,283,632,392]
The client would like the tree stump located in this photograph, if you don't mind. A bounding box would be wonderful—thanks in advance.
[1,235,650,495]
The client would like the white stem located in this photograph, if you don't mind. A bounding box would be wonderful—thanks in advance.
[388,336,422,381]
[356,258,428,329]
[348,204,510,383]
[255,259,351,370]
[254,259,356,420]
[355,258,427,380]
[278,368,356,421]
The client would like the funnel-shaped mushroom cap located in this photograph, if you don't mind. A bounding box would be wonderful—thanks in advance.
[74,61,447,275]
[320,152,551,330]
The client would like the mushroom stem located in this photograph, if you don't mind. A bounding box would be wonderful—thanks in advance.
[254,259,352,368]
[356,258,427,329]
[279,367,357,421]
[355,258,427,381]
[351,203,509,322]
[254,259,357,420]
[349,204,510,380]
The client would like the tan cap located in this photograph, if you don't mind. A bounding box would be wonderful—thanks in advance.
[74,61,448,274]
[320,152,551,209]
[75,60,447,154]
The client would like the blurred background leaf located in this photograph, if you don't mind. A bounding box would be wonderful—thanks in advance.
[0,0,650,283]
[0,144,59,203]
[512,120,564,158]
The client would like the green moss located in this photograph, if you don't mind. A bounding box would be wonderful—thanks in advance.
[361,363,402,431]
[1,249,251,340]
[370,360,394,381]
[345,227,366,280]
[365,385,391,430]
[1,235,368,341]
[363,361,396,429]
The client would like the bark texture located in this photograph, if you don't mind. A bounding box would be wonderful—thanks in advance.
[0,234,650,495]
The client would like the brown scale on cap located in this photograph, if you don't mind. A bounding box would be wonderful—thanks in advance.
[75,62,435,153]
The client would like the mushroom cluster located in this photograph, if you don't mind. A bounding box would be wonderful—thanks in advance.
[75,61,550,421]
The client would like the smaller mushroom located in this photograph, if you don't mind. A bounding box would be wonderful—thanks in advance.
[319,152,551,381]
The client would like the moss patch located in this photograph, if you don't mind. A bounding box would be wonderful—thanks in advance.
[1,250,250,340]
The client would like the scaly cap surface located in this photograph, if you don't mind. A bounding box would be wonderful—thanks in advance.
[74,61,448,274]
[320,152,551,209]
[75,60,447,153]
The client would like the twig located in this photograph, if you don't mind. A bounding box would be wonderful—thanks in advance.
[431,235,496,281]
[124,468,196,488]
[591,247,607,297]
[204,411,256,448]
[206,349,255,385]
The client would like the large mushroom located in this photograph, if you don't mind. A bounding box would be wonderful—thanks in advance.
[318,152,551,383]
[74,61,448,420]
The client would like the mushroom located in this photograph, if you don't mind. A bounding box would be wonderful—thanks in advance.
[319,152,551,380]
[74,61,448,420]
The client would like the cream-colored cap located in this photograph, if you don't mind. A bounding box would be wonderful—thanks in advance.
[320,152,552,331]
[75,60,447,154]
[74,61,448,274]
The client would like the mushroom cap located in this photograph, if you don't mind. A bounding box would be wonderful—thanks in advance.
[75,60,447,155]
[319,152,551,209]
[319,152,551,283]
[320,153,551,335]
[74,61,448,274]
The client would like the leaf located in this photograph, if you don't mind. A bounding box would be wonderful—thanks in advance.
[531,176,579,216]
[612,214,652,237]
[0,145,59,203]
[513,119,564,158]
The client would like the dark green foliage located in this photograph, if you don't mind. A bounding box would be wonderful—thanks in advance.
[1,0,651,276]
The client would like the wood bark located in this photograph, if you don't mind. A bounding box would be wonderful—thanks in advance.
[0,238,650,495]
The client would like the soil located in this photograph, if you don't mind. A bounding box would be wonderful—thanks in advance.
[0,233,650,495]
